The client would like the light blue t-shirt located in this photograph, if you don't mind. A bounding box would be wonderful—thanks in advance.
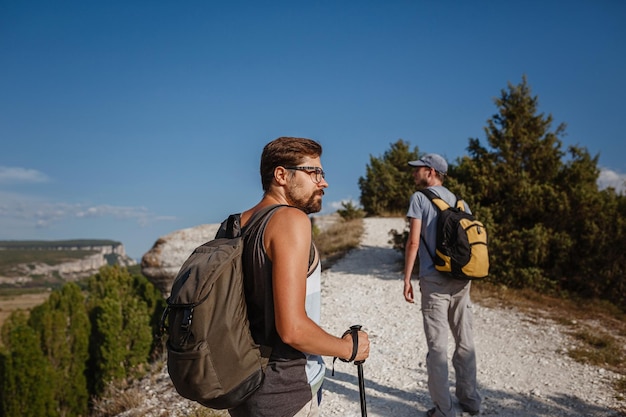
[406,186,471,277]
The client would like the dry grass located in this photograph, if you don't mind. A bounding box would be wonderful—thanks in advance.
[91,381,146,417]
[0,290,51,339]
[89,358,230,417]
[313,218,364,270]
[187,408,229,417]
[568,329,623,367]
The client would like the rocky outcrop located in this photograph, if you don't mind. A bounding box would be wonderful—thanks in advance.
[140,214,341,296]
[141,224,221,296]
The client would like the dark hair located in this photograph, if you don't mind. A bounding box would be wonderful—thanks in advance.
[260,137,323,192]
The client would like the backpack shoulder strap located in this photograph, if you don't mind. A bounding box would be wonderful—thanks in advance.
[415,189,440,263]
[215,205,287,240]
[226,213,241,237]
[418,188,451,212]
[215,213,242,239]
[241,204,288,237]
[419,188,468,212]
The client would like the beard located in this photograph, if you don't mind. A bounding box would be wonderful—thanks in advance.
[286,187,324,214]
[415,177,429,189]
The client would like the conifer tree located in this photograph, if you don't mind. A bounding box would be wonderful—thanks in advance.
[359,139,420,215]
[455,75,570,289]
[29,283,90,417]
[0,312,56,417]
[91,296,127,393]
[86,266,155,395]
[129,268,167,354]
[454,76,626,306]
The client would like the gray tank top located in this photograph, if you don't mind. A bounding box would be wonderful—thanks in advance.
[229,205,324,417]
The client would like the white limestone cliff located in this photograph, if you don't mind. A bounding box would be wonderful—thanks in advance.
[141,224,221,296]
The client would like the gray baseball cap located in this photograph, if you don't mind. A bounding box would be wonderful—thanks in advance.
[407,153,448,174]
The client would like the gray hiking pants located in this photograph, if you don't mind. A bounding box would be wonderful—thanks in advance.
[419,273,481,417]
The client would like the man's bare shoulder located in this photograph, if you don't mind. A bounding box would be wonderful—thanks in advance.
[268,206,309,229]
[264,206,311,258]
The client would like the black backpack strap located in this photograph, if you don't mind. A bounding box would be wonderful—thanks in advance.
[215,213,242,239]
[420,187,466,213]
[418,188,454,211]
[416,189,440,261]
[241,204,288,238]
[418,188,436,205]
[226,214,240,237]
[215,205,287,240]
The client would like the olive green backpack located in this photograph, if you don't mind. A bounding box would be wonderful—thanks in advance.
[161,205,281,409]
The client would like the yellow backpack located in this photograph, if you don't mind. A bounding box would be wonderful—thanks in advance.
[419,189,489,280]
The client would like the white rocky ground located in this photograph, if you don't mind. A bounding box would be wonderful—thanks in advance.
[117,217,624,417]
[318,218,623,417]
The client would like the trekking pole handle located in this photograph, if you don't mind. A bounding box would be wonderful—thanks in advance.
[346,324,363,364]
[331,324,364,376]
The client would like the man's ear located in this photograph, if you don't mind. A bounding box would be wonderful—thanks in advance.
[274,166,289,185]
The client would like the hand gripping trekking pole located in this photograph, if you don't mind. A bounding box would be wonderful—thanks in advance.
[333,325,367,417]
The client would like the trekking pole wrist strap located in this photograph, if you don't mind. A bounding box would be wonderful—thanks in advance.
[331,324,362,375]
[342,324,362,363]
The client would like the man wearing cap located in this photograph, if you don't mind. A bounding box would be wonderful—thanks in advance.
[403,153,482,417]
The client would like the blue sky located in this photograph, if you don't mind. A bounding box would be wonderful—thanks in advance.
[1,1,625,260]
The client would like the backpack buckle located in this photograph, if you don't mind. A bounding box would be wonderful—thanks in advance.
[181,307,194,332]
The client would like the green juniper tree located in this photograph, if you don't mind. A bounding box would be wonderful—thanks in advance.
[86,266,156,396]
[29,283,91,417]
[0,266,166,416]
[336,201,365,221]
[451,75,570,290]
[0,312,56,417]
[453,76,626,307]
[359,139,420,216]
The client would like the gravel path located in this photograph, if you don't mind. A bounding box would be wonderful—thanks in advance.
[318,217,623,417]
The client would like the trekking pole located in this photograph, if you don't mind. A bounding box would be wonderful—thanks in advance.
[333,325,368,417]
[355,358,367,417]
[350,324,367,417]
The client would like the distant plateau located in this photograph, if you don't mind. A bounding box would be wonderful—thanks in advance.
[0,239,137,288]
